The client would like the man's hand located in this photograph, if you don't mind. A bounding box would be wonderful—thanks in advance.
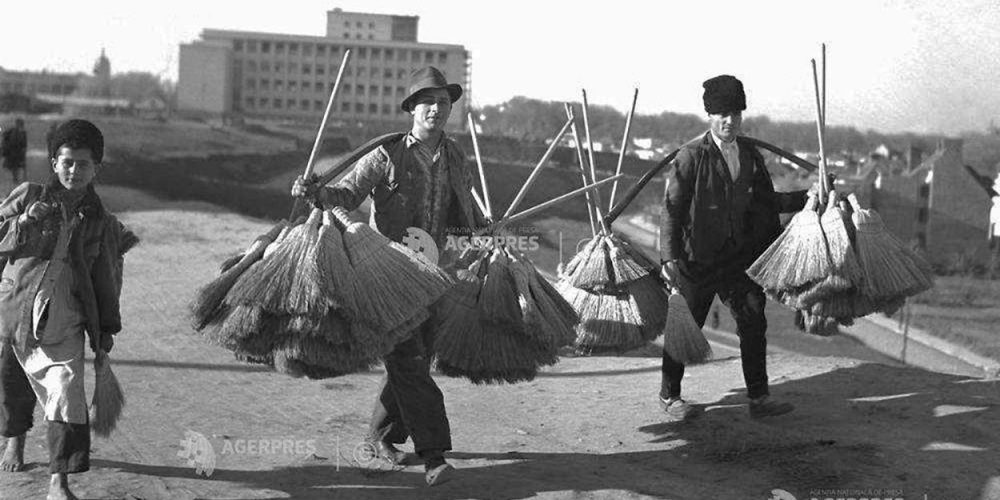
[660,260,680,291]
[291,175,320,199]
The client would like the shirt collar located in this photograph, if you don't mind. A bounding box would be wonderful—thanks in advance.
[406,131,447,151]
[710,131,738,153]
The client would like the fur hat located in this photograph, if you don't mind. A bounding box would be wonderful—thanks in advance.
[702,75,746,115]
[48,119,104,162]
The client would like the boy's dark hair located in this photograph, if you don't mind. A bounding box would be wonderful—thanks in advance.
[48,119,104,163]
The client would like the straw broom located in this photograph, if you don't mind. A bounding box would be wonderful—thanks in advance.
[847,194,933,300]
[331,206,454,334]
[190,220,288,330]
[89,348,124,438]
[662,288,712,364]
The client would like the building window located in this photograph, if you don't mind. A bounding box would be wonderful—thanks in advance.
[287,98,295,108]
[356,33,362,39]
[245,79,256,89]
[259,97,268,108]
[343,65,351,76]
[342,102,351,112]
[288,81,297,92]
[369,103,378,114]
[425,51,434,62]
[234,40,244,52]
[370,85,379,96]
[261,61,270,72]
[383,85,392,95]
[358,47,367,58]
[274,80,284,91]
[317,45,326,56]
[302,81,311,91]
[303,44,313,56]
[316,65,325,75]
[384,69,393,79]
[275,42,285,54]
[287,62,297,73]
[343,85,351,94]
[246,60,257,72]
[260,79,270,90]
[289,42,299,54]
[356,84,364,95]
[247,40,258,53]
[397,69,407,79]
[372,48,381,59]
[274,62,283,73]
[274,99,282,109]
[355,102,364,113]
[438,52,448,64]
[396,86,405,96]
[261,41,271,53]
[344,21,349,28]
[368,34,374,40]
[315,100,323,111]
[370,67,378,78]
[300,99,310,110]
[917,207,929,223]
[303,64,312,75]
[356,21,362,28]
[343,33,349,39]
[918,184,930,199]
[369,22,375,29]
[411,50,420,61]
[385,49,394,59]
[382,104,392,115]
[245,97,254,108]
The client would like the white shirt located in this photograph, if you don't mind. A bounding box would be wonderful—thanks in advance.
[711,132,740,181]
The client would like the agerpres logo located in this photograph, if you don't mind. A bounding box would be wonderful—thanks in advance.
[177,430,216,477]
[769,489,796,500]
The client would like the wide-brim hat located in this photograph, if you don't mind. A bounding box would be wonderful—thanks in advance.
[400,66,463,112]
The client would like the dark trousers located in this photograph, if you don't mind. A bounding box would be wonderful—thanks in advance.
[0,342,90,473]
[661,259,771,400]
[369,322,451,455]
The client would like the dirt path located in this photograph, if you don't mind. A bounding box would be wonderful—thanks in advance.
[0,184,998,500]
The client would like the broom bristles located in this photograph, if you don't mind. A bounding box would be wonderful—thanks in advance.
[566,236,615,290]
[663,291,712,364]
[748,196,831,290]
[608,240,650,286]
[853,208,933,299]
[90,350,124,437]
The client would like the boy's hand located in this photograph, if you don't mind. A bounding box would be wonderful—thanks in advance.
[22,201,55,223]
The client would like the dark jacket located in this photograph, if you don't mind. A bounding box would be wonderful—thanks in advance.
[660,132,806,267]
[319,133,486,246]
[0,182,128,350]
[1,128,27,163]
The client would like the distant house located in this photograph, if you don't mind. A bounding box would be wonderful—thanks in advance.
[867,138,994,266]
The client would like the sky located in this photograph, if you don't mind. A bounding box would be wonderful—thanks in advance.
[4,0,999,135]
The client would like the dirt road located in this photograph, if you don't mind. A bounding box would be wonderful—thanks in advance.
[0,179,998,499]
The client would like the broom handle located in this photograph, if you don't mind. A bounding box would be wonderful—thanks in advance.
[603,132,705,226]
[502,174,624,227]
[290,49,351,219]
[565,102,598,237]
[608,87,638,212]
[742,137,818,172]
[581,89,610,233]
[811,59,829,204]
[470,187,488,219]
[502,116,574,219]
[468,112,493,219]
[303,50,350,180]
[822,43,827,135]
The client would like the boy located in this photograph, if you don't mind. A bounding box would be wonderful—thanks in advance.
[0,119,133,500]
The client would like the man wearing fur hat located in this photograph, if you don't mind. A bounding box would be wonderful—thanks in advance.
[659,75,808,421]
[0,119,136,500]
[292,66,484,486]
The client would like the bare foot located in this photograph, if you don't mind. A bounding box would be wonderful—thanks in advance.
[0,435,25,472]
[48,473,79,500]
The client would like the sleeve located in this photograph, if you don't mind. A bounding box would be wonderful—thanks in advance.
[0,183,35,255]
[92,218,126,336]
[659,150,694,262]
[750,151,807,214]
[316,147,389,211]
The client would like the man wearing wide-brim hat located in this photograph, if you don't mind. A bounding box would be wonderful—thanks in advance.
[658,75,809,421]
[293,66,485,486]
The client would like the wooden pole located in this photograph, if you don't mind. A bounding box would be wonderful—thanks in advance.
[468,112,493,219]
[502,117,574,218]
[581,89,610,233]
[504,174,624,226]
[608,87,638,212]
[812,59,828,204]
[564,103,597,236]
[291,49,351,218]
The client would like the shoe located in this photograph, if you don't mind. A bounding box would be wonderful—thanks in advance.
[376,441,410,465]
[749,396,795,419]
[659,396,697,422]
[425,463,455,486]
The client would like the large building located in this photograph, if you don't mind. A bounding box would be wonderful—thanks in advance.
[177,9,470,129]
[0,67,83,97]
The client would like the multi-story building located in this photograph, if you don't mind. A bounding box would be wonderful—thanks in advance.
[177,9,470,130]
[0,67,83,97]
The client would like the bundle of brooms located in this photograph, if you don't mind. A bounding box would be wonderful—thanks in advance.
[430,112,621,384]
[190,50,453,378]
[748,50,932,332]
[553,92,686,356]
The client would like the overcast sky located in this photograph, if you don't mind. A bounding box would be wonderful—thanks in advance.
[4,0,998,135]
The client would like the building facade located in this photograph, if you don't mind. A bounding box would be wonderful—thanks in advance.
[0,67,83,97]
[177,9,469,129]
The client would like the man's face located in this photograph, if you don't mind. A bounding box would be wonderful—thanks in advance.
[51,146,99,191]
[409,88,452,133]
[708,111,742,142]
